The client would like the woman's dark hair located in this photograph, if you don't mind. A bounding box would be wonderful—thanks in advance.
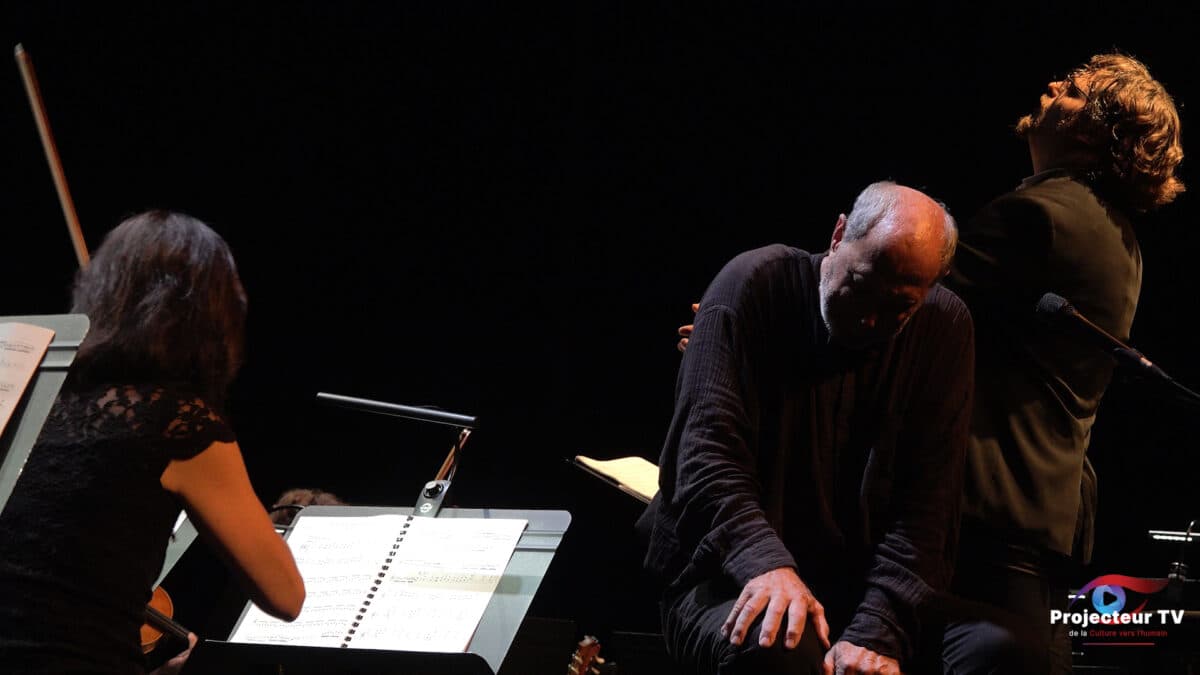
[69,210,247,403]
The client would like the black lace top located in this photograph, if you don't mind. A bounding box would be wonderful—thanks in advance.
[0,381,235,674]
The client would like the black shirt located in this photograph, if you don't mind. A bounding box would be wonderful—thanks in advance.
[0,381,235,674]
[641,245,974,663]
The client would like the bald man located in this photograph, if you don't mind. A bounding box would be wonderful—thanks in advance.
[638,181,975,674]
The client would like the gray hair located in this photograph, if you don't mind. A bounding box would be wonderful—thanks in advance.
[843,181,958,274]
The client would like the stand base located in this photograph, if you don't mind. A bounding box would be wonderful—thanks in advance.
[183,640,495,675]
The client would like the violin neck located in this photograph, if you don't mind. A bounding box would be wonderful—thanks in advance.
[144,604,192,643]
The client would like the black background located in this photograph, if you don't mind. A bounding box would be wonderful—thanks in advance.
[3,0,1198,648]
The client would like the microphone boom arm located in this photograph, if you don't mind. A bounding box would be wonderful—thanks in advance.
[1036,293,1200,409]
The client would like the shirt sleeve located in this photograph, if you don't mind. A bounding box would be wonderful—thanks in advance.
[651,295,797,589]
[839,292,976,663]
[152,388,238,461]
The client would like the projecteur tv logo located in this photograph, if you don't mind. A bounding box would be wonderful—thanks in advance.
[1051,574,1183,644]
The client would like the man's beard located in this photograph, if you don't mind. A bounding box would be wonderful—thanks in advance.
[1016,105,1081,140]
[1015,97,1048,136]
[818,272,834,338]
[1015,111,1035,136]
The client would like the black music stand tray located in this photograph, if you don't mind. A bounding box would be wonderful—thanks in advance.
[183,505,571,675]
[0,314,88,516]
[185,642,493,675]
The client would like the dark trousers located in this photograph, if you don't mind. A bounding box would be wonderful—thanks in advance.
[940,530,1073,675]
[661,578,827,675]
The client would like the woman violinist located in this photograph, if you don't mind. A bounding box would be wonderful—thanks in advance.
[0,210,304,673]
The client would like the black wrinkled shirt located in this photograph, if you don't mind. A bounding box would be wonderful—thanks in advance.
[641,245,974,663]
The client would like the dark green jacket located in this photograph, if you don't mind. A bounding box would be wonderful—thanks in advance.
[949,170,1141,560]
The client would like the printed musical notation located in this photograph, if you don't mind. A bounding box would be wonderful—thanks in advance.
[0,322,55,437]
[228,513,527,652]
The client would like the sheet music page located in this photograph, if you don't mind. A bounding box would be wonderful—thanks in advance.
[0,322,55,438]
[349,516,528,652]
[228,514,407,646]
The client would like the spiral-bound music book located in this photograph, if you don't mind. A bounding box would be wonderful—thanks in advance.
[228,512,527,652]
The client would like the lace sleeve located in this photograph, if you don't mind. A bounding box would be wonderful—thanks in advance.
[157,388,237,460]
[42,383,238,461]
[81,384,236,460]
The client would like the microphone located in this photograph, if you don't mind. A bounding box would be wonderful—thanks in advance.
[1034,292,1169,380]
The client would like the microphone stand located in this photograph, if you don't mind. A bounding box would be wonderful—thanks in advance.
[1111,348,1200,410]
[1164,378,1200,411]
[315,392,477,518]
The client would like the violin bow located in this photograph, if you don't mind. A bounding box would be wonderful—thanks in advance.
[14,43,90,268]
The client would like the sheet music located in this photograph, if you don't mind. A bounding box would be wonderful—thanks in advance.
[350,516,527,652]
[229,514,409,646]
[0,322,55,438]
[227,514,527,652]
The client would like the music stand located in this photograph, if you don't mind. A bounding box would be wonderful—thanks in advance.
[0,314,88,516]
[182,505,571,674]
[184,391,570,673]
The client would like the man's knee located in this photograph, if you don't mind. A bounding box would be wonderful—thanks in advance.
[662,585,827,674]
[720,623,825,675]
[943,619,1046,675]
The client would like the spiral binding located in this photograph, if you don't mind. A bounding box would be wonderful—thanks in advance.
[341,515,413,647]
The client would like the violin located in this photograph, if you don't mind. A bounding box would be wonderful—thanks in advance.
[141,585,193,655]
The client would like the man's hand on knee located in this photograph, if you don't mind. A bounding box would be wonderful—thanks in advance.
[720,567,830,650]
[822,640,901,675]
